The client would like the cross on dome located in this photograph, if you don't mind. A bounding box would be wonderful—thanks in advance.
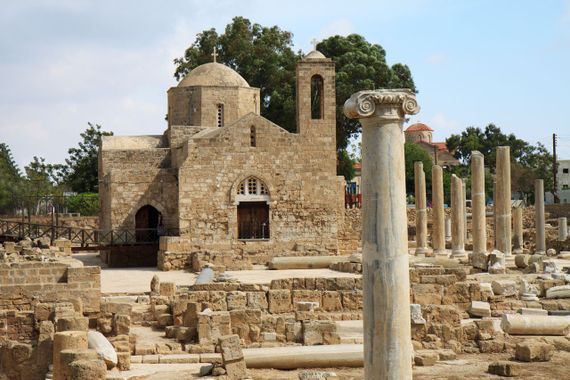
[211,46,218,63]
[310,38,319,50]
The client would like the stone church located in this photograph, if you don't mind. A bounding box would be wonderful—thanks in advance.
[98,50,345,268]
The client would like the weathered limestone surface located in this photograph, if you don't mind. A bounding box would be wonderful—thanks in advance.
[431,165,446,256]
[451,175,466,258]
[471,151,486,255]
[414,161,429,255]
[268,256,347,270]
[344,89,419,379]
[501,314,570,335]
[515,341,554,362]
[535,179,546,254]
[559,217,568,241]
[53,331,88,380]
[513,207,524,254]
[495,146,512,256]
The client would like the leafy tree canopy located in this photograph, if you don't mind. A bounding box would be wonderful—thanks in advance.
[446,123,552,199]
[404,142,433,197]
[61,123,113,193]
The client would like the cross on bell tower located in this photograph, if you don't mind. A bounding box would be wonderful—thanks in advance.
[211,46,218,63]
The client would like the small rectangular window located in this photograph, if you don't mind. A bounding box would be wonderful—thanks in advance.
[563,184,569,190]
[217,104,224,127]
[250,126,256,147]
[563,168,569,174]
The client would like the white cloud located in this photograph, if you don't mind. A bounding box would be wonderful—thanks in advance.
[425,52,447,65]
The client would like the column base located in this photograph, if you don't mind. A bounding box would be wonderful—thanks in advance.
[534,250,546,255]
[433,249,449,257]
[513,248,523,255]
[451,249,467,259]
[415,247,431,256]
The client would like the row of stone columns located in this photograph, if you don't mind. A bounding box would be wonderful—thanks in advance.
[412,146,553,257]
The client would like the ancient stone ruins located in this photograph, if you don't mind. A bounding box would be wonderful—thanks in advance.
[1,50,570,380]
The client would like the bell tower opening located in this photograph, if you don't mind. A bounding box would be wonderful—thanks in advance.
[311,75,324,119]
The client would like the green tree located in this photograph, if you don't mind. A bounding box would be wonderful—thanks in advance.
[446,124,552,200]
[62,123,113,193]
[337,150,355,181]
[173,18,416,180]
[0,143,22,213]
[404,143,433,197]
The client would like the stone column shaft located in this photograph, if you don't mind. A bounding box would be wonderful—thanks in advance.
[53,331,88,380]
[559,217,568,241]
[414,161,428,255]
[513,207,524,254]
[432,165,446,255]
[451,175,466,257]
[535,179,546,254]
[495,146,512,255]
[471,151,486,255]
[344,89,419,380]
[445,216,452,241]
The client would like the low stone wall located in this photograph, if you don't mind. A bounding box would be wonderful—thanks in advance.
[0,263,101,314]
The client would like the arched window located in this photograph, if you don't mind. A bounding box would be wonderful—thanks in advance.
[250,126,256,147]
[310,75,324,119]
[237,177,269,198]
[217,104,224,127]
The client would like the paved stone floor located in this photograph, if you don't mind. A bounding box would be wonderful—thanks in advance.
[74,252,360,294]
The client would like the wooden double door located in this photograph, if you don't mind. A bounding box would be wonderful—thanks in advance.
[237,202,269,239]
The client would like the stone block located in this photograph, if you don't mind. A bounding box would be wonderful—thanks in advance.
[414,350,438,366]
[69,359,107,380]
[412,284,443,305]
[159,282,176,297]
[410,304,426,325]
[226,291,247,310]
[218,334,243,362]
[546,285,570,299]
[116,351,131,371]
[57,316,89,332]
[101,302,132,315]
[268,290,292,313]
[491,280,517,297]
[113,314,130,335]
[488,361,521,377]
[515,341,554,362]
[246,291,268,310]
[514,254,529,268]
[321,291,342,312]
[468,301,491,318]
[341,290,363,310]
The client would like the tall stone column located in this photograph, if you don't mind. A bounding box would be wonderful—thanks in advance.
[471,151,487,255]
[559,217,568,241]
[495,146,512,256]
[445,216,452,241]
[463,178,468,241]
[451,175,466,258]
[513,207,524,254]
[344,89,419,380]
[535,179,546,254]
[414,161,429,255]
[432,165,446,255]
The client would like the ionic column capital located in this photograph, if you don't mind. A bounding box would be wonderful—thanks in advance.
[343,89,420,122]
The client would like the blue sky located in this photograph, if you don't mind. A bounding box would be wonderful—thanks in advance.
[1,0,570,169]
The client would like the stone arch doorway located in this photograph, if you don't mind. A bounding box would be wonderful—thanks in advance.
[135,205,161,242]
[236,177,270,240]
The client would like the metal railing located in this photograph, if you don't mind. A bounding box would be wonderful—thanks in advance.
[0,219,178,247]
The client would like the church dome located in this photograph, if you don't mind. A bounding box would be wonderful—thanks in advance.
[304,50,327,60]
[178,62,250,88]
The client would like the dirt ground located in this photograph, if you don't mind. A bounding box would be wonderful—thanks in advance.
[244,351,570,379]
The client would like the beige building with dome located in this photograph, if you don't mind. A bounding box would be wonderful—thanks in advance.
[98,51,345,268]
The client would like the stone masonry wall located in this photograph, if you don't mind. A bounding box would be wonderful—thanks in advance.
[0,263,101,314]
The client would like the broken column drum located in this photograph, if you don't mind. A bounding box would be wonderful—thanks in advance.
[495,146,512,256]
[471,151,486,255]
[558,217,568,241]
[513,207,524,254]
[535,179,546,254]
[451,175,466,258]
[344,89,419,380]
[414,161,429,255]
[432,165,446,255]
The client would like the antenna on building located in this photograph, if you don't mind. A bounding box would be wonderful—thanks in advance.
[211,46,218,63]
